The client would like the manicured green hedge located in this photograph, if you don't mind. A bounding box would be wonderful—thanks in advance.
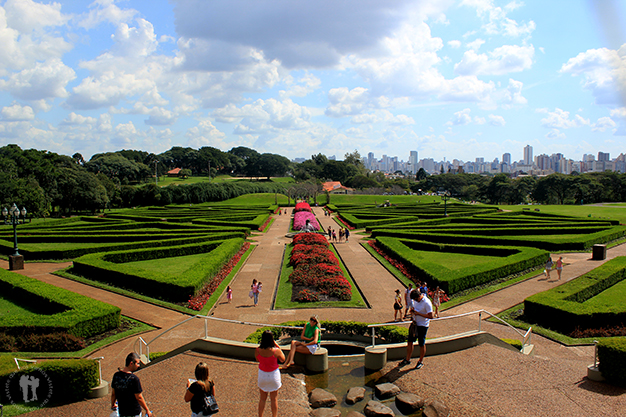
[0,269,120,338]
[524,257,626,333]
[72,238,245,302]
[598,338,626,386]
[0,358,99,404]
[244,320,407,344]
[376,236,548,294]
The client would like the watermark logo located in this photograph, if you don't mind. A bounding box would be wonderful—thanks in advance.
[3,368,53,411]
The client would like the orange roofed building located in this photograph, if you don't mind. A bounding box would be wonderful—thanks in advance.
[322,181,354,194]
[167,168,182,177]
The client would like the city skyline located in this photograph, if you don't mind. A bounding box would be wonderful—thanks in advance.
[0,1,626,161]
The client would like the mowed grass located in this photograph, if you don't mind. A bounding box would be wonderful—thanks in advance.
[329,194,445,205]
[0,295,58,317]
[212,193,290,206]
[583,278,626,308]
[406,249,505,270]
[505,204,626,225]
[126,253,209,275]
[156,175,295,187]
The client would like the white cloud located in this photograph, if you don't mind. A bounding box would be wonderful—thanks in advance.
[546,128,566,140]
[466,38,485,51]
[350,109,415,125]
[448,40,461,48]
[560,45,626,107]
[592,117,616,132]
[4,0,69,33]
[447,108,472,125]
[326,87,371,117]
[454,44,534,76]
[488,114,506,126]
[60,112,97,126]
[0,58,76,100]
[539,108,590,129]
[279,73,321,99]
[461,0,535,38]
[1,103,35,121]
[78,0,138,29]
[186,119,227,148]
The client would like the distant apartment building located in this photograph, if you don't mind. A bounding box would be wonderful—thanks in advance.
[523,145,533,165]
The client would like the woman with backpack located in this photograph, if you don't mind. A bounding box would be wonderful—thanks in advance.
[184,362,217,416]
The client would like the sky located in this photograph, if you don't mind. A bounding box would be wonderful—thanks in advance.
[1,0,626,164]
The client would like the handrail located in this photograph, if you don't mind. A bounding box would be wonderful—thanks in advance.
[92,356,104,385]
[367,309,531,349]
[136,314,324,362]
[14,358,36,370]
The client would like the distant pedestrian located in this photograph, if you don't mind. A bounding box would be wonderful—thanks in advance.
[545,257,553,279]
[251,279,259,306]
[399,290,433,370]
[420,282,428,294]
[227,286,232,303]
[432,286,445,318]
[556,256,563,280]
[332,230,337,242]
[393,289,403,321]
[327,226,332,240]
[404,284,413,318]
[345,228,350,242]
[338,228,344,242]
[111,353,153,417]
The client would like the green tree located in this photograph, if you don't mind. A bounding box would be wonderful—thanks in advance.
[178,168,192,179]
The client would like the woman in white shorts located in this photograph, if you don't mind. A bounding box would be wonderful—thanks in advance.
[256,331,285,417]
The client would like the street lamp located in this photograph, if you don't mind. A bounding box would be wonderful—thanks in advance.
[2,203,28,270]
[441,191,451,217]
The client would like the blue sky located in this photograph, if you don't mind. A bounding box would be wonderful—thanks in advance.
[0,0,625,163]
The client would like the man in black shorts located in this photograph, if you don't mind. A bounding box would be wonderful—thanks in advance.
[399,289,433,369]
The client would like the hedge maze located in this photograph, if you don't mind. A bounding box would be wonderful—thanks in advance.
[330,202,626,295]
[524,256,626,334]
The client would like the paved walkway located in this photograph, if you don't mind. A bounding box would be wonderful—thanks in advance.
[2,208,625,416]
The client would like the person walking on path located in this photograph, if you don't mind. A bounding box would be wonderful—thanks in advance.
[345,228,350,242]
[393,289,403,321]
[251,279,260,307]
[327,226,332,240]
[281,316,321,368]
[404,284,413,318]
[432,286,445,318]
[545,257,553,279]
[256,331,285,417]
[111,352,153,417]
[399,290,433,370]
[226,286,232,303]
[184,362,216,417]
[556,256,563,280]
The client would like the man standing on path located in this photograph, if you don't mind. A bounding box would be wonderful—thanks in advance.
[399,290,433,370]
[111,352,153,417]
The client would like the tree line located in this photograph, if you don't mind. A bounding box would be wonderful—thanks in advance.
[1,143,625,216]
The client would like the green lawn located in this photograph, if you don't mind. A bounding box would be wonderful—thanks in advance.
[126,253,210,275]
[329,194,446,205]
[399,249,504,270]
[585,278,626,308]
[0,295,59,317]
[504,204,626,225]
[155,175,295,187]
[212,193,289,206]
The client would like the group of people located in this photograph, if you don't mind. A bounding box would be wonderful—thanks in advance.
[326,225,349,243]
[111,316,322,417]
[250,279,263,307]
[395,281,445,321]
[544,256,564,280]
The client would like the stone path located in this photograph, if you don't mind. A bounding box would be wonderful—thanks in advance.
[2,208,625,416]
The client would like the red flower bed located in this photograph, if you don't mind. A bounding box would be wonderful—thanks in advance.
[258,216,272,232]
[295,202,312,212]
[288,236,351,302]
[367,240,418,281]
[187,242,250,311]
[292,233,329,246]
[337,216,355,230]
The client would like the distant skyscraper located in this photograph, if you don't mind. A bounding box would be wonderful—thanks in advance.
[523,145,533,165]
[598,151,610,161]
[502,153,511,165]
[409,151,418,174]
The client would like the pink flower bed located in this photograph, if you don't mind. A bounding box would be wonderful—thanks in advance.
[293,211,320,231]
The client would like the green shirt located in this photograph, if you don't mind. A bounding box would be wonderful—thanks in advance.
[304,323,321,346]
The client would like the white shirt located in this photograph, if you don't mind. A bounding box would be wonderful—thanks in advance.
[411,296,433,327]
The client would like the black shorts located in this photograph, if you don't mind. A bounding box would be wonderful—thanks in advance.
[394,302,402,310]
[408,322,428,346]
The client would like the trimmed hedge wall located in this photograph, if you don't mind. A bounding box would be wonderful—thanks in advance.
[72,238,245,302]
[244,320,407,344]
[376,236,548,294]
[524,257,626,333]
[0,269,120,338]
[598,338,626,386]
[0,358,99,404]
